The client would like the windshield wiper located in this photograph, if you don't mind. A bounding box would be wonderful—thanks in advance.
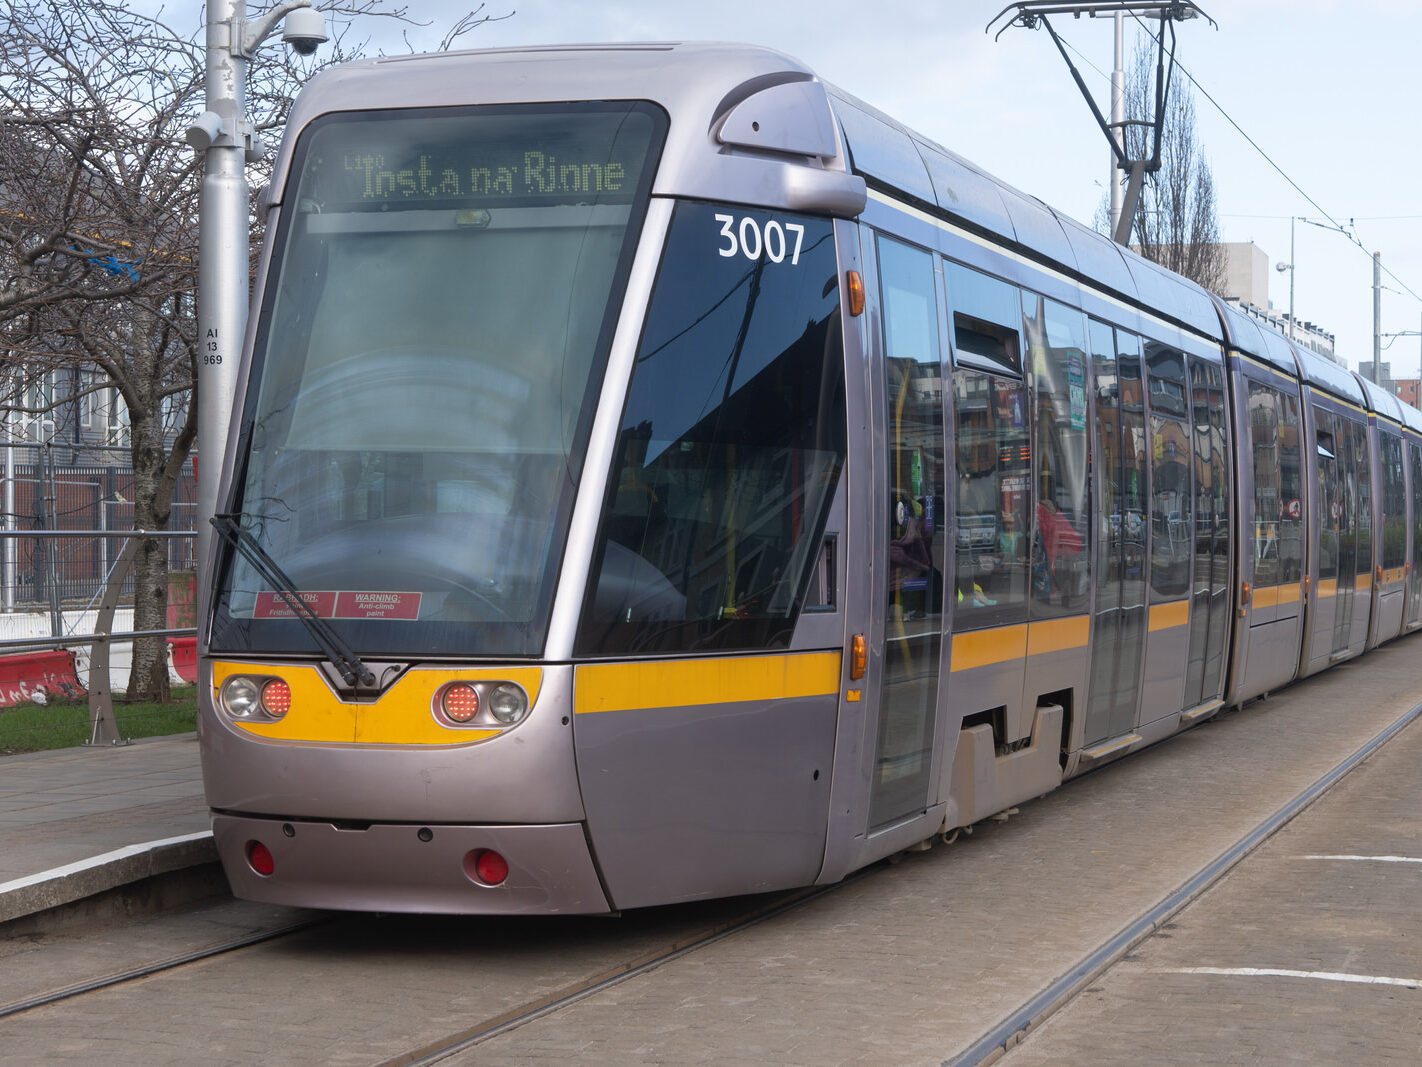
[211,513,377,688]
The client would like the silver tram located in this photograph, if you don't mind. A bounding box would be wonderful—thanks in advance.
[198,43,1422,914]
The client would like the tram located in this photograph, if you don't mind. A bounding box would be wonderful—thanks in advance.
[198,42,1422,914]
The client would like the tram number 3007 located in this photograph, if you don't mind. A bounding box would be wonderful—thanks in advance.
[715,213,807,265]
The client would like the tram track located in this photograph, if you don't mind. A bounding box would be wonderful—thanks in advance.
[4,654,1419,1063]
[0,914,332,1022]
[380,878,866,1067]
[954,695,1422,1065]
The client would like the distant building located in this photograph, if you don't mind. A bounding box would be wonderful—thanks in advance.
[1216,242,1340,365]
[1397,379,1420,408]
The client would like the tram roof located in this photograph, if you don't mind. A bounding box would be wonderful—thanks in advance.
[266,42,865,219]
[1359,375,1406,423]
[272,42,1230,343]
[821,86,1223,342]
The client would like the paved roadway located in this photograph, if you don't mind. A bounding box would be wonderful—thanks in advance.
[1003,676,1422,1065]
[1,630,1419,1064]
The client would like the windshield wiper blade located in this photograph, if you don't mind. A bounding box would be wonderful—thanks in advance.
[211,513,377,688]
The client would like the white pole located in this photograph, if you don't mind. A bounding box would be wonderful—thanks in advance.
[1109,13,1125,237]
[4,441,12,613]
[196,0,250,640]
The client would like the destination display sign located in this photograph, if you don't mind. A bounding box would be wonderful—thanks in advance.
[295,105,661,211]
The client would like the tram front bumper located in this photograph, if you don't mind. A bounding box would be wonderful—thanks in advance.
[212,815,611,915]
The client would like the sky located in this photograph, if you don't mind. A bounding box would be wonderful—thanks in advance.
[202,1,1422,378]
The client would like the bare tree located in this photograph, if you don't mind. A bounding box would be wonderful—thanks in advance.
[0,1,504,701]
[1120,33,1226,295]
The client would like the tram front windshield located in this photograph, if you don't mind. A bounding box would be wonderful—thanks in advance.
[209,103,665,658]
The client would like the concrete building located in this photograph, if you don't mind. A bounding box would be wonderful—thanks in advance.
[1217,241,1340,365]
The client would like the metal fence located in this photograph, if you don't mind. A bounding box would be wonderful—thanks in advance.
[1,457,197,610]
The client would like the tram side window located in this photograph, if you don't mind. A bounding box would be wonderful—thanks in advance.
[1354,418,1373,577]
[1278,390,1304,582]
[1247,382,1285,588]
[1024,293,1089,615]
[879,236,945,627]
[947,264,1028,626]
[1316,419,1340,582]
[576,203,845,656]
[952,361,1030,625]
[1411,443,1422,606]
[1146,343,1191,599]
[1381,433,1407,570]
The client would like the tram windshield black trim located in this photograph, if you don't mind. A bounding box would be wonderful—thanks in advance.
[575,199,847,656]
[209,101,668,659]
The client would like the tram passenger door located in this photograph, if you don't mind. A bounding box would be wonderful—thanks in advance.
[1410,442,1422,631]
[1084,324,1148,745]
[1310,415,1342,668]
[867,235,944,831]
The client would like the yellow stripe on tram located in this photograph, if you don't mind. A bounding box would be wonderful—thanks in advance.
[573,652,842,715]
[949,616,1090,673]
[1149,600,1190,632]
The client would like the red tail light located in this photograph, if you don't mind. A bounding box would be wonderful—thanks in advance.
[261,679,292,718]
[246,840,275,876]
[442,683,480,723]
[464,848,509,886]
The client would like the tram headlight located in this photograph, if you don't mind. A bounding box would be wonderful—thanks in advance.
[488,683,529,725]
[220,674,292,721]
[221,676,262,719]
[434,680,530,728]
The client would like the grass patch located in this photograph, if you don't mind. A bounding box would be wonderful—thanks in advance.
[0,687,199,755]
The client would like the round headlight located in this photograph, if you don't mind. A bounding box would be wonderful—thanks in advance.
[222,676,261,718]
[488,683,528,725]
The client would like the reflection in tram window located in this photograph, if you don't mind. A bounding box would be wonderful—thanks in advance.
[1147,344,1191,599]
[1410,443,1422,620]
[1354,418,1373,579]
[952,366,1029,626]
[578,202,845,655]
[1381,434,1407,571]
[1024,294,1089,616]
[870,234,944,831]
[1246,382,1303,588]
[1185,359,1230,706]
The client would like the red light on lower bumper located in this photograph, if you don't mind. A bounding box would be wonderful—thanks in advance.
[246,840,276,876]
[463,848,509,886]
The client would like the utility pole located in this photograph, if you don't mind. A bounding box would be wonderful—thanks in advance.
[1274,216,1295,340]
[1109,13,1125,238]
[188,1,327,635]
[988,1,1217,248]
[1373,251,1382,386]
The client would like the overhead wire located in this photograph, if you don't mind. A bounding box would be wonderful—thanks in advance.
[1123,11,1422,307]
[1054,17,1422,307]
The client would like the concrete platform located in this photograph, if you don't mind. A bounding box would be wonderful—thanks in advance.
[0,734,212,924]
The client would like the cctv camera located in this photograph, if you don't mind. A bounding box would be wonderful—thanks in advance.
[282,8,328,56]
[185,111,224,152]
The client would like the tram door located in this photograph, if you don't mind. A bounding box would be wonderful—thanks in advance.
[1084,323,1149,745]
[868,235,944,830]
[1410,442,1422,631]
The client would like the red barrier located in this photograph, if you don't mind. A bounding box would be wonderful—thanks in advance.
[168,636,198,684]
[0,649,85,708]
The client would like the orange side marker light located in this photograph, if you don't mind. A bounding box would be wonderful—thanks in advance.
[850,634,867,680]
[846,270,865,317]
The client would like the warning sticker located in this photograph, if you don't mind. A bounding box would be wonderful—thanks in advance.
[252,590,422,621]
[334,591,422,620]
[254,590,338,619]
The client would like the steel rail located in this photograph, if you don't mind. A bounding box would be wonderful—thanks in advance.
[0,915,331,1021]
